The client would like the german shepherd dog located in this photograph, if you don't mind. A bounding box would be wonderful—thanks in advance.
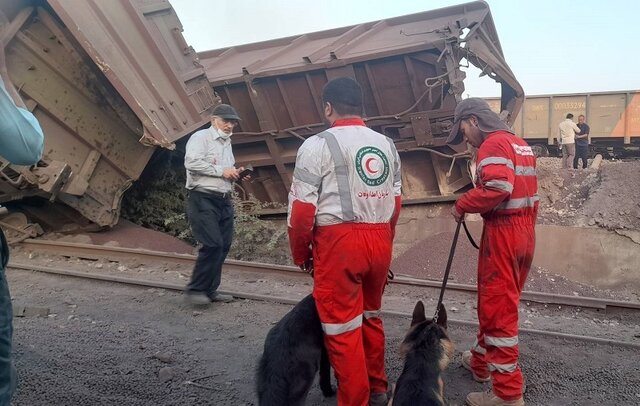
[391,301,455,406]
[256,294,335,405]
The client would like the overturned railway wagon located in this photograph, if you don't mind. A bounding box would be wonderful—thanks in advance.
[0,0,521,229]
[0,0,215,228]
[198,1,523,212]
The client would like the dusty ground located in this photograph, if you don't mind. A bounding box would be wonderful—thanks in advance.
[8,269,640,406]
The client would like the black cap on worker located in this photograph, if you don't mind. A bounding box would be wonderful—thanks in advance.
[446,98,512,144]
[211,104,241,121]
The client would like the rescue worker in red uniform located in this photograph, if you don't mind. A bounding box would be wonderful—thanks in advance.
[287,77,402,406]
[447,98,538,406]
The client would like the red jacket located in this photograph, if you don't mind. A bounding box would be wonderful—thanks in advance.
[456,131,538,223]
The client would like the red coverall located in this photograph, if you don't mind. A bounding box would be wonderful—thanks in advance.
[288,118,402,406]
[455,131,538,401]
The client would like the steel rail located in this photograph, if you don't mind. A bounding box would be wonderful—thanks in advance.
[8,262,640,350]
[18,239,640,312]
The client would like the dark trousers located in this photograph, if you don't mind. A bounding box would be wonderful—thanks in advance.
[573,144,589,169]
[0,270,16,405]
[0,228,16,404]
[186,191,234,297]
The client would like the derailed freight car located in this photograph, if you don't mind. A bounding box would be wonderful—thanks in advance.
[198,1,523,212]
[0,0,215,233]
[486,90,640,156]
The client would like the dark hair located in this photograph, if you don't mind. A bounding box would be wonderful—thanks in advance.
[566,113,574,119]
[322,77,363,116]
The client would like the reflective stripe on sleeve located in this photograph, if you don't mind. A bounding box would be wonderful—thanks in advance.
[317,131,355,221]
[321,313,363,336]
[496,194,539,210]
[515,165,536,176]
[293,166,322,188]
[363,309,381,319]
[488,362,518,373]
[485,335,519,347]
[478,157,514,171]
[484,180,514,193]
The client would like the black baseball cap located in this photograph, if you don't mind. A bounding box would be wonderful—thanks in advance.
[211,104,241,121]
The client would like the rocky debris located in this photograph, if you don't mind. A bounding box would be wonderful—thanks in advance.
[536,157,600,226]
[158,366,174,382]
[536,157,640,231]
[153,352,174,364]
[13,305,50,318]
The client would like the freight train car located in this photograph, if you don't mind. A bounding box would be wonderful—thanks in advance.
[486,90,640,156]
[198,1,523,213]
[0,0,215,234]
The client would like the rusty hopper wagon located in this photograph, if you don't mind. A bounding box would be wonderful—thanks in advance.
[0,0,216,231]
[0,0,520,231]
[198,1,523,212]
[486,90,640,156]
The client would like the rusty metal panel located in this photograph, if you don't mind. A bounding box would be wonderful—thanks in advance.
[0,0,212,227]
[550,96,587,132]
[47,0,216,147]
[618,93,640,142]
[520,97,551,140]
[199,1,523,209]
[589,93,626,137]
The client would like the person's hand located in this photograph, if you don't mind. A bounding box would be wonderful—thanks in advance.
[300,258,314,276]
[222,167,240,181]
[451,204,464,223]
[237,166,251,181]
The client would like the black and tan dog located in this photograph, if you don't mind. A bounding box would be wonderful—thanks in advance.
[256,294,335,406]
[391,301,455,406]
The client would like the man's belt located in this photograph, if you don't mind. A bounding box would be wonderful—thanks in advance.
[193,188,232,199]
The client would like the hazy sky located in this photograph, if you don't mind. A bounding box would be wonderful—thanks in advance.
[171,0,639,97]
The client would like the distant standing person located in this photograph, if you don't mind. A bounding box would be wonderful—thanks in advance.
[0,43,45,404]
[183,104,248,306]
[557,113,581,169]
[573,115,590,169]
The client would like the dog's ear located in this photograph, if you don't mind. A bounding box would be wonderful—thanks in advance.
[411,301,426,326]
[435,302,447,329]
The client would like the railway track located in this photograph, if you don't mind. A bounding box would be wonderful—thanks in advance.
[17,238,640,313]
[8,259,640,350]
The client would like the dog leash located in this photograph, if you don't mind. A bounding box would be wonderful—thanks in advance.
[432,219,480,322]
[432,220,463,323]
[462,220,479,250]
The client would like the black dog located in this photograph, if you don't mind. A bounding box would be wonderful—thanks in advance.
[391,301,455,406]
[256,294,335,406]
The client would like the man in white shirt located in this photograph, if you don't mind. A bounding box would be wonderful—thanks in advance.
[557,113,581,169]
[183,104,247,305]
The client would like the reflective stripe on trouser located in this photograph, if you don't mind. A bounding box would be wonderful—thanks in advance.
[312,223,392,406]
[469,220,535,401]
